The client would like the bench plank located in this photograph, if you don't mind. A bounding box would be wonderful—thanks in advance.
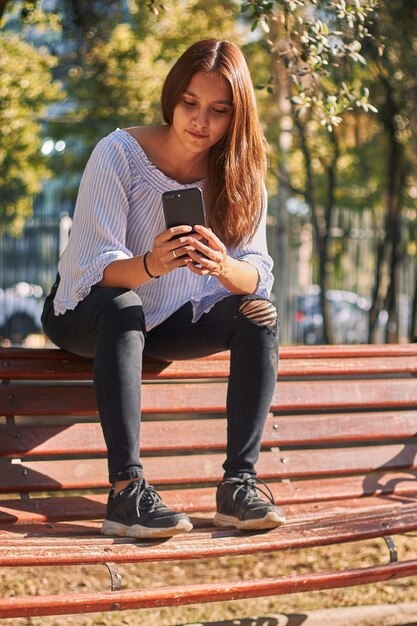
[1,502,417,567]
[2,343,417,362]
[1,492,417,533]
[2,469,417,524]
[2,444,417,492]
[2,378,417,416]
[9,556,417,620]
[1,344,417,381]
[2,411,417,458]
[2,557,417,619]
[1,355,417,380]
[280,344,417,358]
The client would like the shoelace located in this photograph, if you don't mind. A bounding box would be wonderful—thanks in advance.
[232,476,276,505]
[135,481,163,511]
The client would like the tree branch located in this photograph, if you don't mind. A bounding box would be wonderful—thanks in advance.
[0,0,9,20]
[276,172,306,199]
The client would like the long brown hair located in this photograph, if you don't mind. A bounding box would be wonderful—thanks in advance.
[161,39,267,249]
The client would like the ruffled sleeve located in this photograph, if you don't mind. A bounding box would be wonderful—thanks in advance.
[54,135,133,314]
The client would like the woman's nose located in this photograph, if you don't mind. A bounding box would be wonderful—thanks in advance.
[193,109,208,129]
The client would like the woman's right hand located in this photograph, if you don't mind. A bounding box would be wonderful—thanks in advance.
[146,225,202,277]
[100,226,202,288]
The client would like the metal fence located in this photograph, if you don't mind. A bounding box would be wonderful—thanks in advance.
[1,202,415,346]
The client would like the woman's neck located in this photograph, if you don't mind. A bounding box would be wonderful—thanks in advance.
[160,126,207,183]
[126,125,207,184]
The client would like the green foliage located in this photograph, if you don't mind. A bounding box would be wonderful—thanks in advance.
[0,32,64,233]
[244,0,377,130]
[47,0,242,201]
[0,0,243,224]
[1,0,121,44]
[327,0,417,241]
[253,0,417,339]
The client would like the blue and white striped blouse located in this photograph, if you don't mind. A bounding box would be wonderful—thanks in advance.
[54,129,274,330]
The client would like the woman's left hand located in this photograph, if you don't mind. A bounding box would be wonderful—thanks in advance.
[184,224,228,277]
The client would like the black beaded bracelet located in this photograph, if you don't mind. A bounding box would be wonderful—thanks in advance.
[143,251,160,279]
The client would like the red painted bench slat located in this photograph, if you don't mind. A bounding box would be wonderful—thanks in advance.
[2,491,417,535]
[1,501,417,567]
[2,557,417,619]
[2,410,417,458]
[1,443,417,492]
[2,343,417,362]
[2,378,417,416]
[2,469,417,525]
[1,354,416,380]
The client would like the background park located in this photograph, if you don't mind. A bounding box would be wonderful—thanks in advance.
[0,0,416,347]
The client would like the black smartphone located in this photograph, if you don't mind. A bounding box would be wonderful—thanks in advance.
[162,187,206,239]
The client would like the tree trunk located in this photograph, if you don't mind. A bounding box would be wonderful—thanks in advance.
[382,79,404,343]
[384,190,404,343]
[0,0,8,20]
[410,272,417,342]
[270,41,292,344]
[368,236,386,343]
[368,75,404,344]
[317,237,332,343]
[294,116,338,344]
[321,130,339,344]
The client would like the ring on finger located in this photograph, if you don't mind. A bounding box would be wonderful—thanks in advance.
[172,249,177,259]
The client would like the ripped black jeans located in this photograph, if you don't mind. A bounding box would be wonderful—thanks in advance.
[42,283,279,484]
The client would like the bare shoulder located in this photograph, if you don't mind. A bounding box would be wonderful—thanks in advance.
[123,125,169,166]
[123,126,166,149]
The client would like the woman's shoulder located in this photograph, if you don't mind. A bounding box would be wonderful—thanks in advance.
[92,127,164,186]
[122,125,162,144]
[121,126,167,163]
[111,127,202,192]
[100,127,147,157]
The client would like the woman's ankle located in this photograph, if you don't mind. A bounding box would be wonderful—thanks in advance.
[113,477,141,496]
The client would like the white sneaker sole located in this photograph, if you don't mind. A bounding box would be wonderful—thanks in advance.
[213,511,286,530]
[101,518,193,538]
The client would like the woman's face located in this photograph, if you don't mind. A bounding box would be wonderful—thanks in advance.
[171,71,233,155]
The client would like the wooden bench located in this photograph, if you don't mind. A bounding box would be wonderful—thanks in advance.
[1,343,417,619]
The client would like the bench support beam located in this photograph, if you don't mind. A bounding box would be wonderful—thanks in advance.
[104,562,122,591]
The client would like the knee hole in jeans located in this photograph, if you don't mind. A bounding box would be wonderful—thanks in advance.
[239,299,278,329]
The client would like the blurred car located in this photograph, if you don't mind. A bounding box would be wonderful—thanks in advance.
[0,282,44,344]
[291,285,371,345]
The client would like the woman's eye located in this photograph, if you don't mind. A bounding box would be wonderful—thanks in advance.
[183,99,196,106]
[213,109,228,114]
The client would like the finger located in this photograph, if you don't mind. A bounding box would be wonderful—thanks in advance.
[158,225,193,243]
[186,248,213,270]
[189,239,223,263]
[184,258,210,275]
[193,225,221,248]
[168,235,202,254]
[174,243,198,259]
[155,246,190,273]
[170,246,190,260]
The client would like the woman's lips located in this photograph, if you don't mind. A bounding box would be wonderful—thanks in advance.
[187,130,209,139]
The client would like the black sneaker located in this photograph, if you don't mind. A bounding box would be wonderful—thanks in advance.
[213,473,286,530]
[101,479,193,538]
